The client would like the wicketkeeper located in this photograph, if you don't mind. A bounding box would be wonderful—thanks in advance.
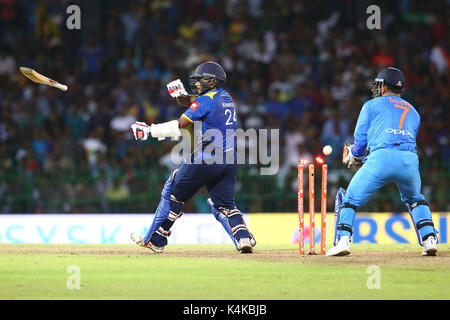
[328,67,439,256]
[130,61,255,253]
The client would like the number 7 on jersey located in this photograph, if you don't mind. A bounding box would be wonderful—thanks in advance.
[393,104,409,129]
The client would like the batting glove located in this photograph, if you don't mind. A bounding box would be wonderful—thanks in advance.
[131,121,151,141]
[167,79,189,98]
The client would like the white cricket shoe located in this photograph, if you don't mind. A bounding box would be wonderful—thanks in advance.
[238,238,253,254]
[131,232,164,253]
[326,235,351,256]
[249,234,257,247]
[422,236,437,256]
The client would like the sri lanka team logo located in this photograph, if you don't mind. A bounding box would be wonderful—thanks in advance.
[190,102,199,111]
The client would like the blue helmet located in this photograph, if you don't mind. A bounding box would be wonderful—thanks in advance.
[189,61,226,95]
[372,67,405,98]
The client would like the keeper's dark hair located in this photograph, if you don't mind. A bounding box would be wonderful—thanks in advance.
[386,84,403,94]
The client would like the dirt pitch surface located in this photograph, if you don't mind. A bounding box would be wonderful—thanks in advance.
[1,245,449,268]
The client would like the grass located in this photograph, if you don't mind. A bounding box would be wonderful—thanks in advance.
[0,244,449,300]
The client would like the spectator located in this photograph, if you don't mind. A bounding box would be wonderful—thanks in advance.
[0,47,15,76]
[105,177,130,213]
[264,89,290,122]
[78,36,104,76]
[0,0,447,213]
[430,42,449,75]
[290,86,316,119]
[110,105,136,135]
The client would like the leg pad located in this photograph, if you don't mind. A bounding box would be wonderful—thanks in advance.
[219,207,250,241]
[336,223,353,236]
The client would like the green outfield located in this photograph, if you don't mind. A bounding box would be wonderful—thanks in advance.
[0,243,449,300]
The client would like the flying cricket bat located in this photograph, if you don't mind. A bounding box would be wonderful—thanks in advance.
[19,67,68,91]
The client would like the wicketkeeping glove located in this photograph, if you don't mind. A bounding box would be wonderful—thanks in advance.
[342,142,368,169]
[167,79,189,98]
[131,121,151,141]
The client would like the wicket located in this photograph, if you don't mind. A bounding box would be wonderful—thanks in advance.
[298,161,327,255]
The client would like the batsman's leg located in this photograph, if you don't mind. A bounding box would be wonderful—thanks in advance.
[131,169,183,252]
[207,198,239,250]
[223,207,253,253]
[207,198,256,251]
[207,163,255,253]
[145,161,216,250]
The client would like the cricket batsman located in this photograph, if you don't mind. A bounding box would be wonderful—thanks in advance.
[130,61,255,253]
[328,67,439,256]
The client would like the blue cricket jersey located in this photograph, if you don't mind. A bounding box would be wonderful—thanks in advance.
[182,88,237,152]
[353,95,420,155]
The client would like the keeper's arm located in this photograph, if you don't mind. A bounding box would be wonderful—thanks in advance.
[352,103,370,157]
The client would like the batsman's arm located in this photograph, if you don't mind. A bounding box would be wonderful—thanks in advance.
[167,79,197,107]
[176,95,196,107]
[178,115,192,129]
[133,94,203,141]
[132,113,193,141]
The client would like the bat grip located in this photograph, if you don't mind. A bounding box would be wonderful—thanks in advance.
[54,83,68,91]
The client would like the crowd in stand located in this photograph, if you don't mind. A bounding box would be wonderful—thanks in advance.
[0,0,448,213]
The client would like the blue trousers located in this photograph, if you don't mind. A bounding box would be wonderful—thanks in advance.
[172,153,238,207]
[143,151,250,246]
[337,148,435,241]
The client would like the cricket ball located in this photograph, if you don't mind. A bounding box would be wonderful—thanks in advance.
[323,145,332,156]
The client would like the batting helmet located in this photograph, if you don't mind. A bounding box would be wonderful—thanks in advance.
[189,61,226,95]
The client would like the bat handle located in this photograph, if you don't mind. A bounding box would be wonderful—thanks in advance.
[54,83,68,91]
